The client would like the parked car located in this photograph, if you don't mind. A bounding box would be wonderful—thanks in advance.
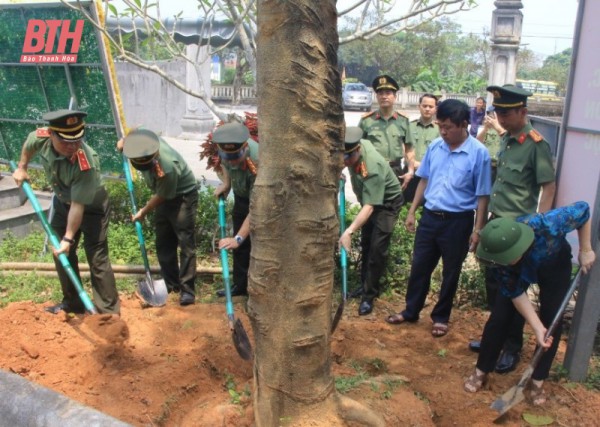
[342,83,373,112]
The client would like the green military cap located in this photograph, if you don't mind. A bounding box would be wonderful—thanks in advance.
[372,74,399,92]
[42,109,87,141]
[212,122,250,153]
[122,128,160,159]
[486,84,532,110]
[476,218,534,266]
[344,126,363,153]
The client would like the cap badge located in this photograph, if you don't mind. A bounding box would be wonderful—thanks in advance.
[492,90,501,99]
[66,116,79,126]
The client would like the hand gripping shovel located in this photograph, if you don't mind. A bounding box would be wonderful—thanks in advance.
[218,196,253,360]
[331,178,348,333]
[122,155,168,307]
[9,161,97,314]
[490,268,582,419]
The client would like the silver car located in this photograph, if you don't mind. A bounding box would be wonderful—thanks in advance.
[342,83,373,112]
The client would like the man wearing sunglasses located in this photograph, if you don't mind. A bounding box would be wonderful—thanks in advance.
[339,126,404,316]
[212,122,259,298]
[121,128,198,306]
[12,110,120,315]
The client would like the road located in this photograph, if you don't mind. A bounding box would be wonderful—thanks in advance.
[164,106,420,205]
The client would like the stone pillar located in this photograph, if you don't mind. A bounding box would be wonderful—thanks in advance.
[179,44,216,138]
[488,1,523,100]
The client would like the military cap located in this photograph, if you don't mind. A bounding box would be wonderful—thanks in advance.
[372,75,399,92]
[476,218,534,266]
[213,123,250,161]
[486,84,532,110]
[122,128,160,159]
[344,126,363,153]
[42,109,87,141]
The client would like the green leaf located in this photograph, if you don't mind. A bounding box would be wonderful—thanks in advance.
[108,4,118,16]
[522,413,555,426]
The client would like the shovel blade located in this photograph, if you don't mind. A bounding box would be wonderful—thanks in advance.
[331,301,344,333]
[491,384,526,418]
[232,318,253,361]
[137,277,168,307]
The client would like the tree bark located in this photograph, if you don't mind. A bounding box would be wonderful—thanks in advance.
[249,1,383,425]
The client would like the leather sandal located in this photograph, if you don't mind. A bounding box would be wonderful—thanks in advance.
[464,369,488,393]
[529,380,547,406]
[431,322,448,337]
[385,313,406,325]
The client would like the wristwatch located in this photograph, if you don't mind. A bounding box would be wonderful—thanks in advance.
[234,235,244,245]
[62,236,75,244]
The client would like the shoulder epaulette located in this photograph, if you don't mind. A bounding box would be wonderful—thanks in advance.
[76,149,91,171]
[529,129,544,143]
[361,111,375,119]
[246,158,258,176]
[36,128,50,138]
[394,111,409,119]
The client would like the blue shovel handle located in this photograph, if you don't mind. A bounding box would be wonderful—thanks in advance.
[9,161,97,314]
[218,197,235,324]
[339,178,348,299]
[122,155,152,273]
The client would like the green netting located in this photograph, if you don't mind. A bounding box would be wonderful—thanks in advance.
[0,3,122,174]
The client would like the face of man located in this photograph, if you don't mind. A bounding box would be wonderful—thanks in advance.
[218,146,247,168]
[343,148,361,168]
[50,132,82,158]
[436,118,467,148]
[475,98,485,111]
[376,89,396,110]
[495,107,527,133]
[419,96,437,121]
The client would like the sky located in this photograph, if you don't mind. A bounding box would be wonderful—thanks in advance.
[113,0,579,59]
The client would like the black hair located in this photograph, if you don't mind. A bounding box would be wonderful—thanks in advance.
[436,99,470,126]
[419,93,438,104]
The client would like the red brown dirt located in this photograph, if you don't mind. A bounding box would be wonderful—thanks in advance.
[1,293,599,426]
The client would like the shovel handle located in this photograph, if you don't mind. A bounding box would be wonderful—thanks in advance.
[218,197,235,317]
[339,178,348,299]
[9,161,97,314]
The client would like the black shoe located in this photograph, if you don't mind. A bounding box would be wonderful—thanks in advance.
[216,286,248,298]
[349,287,364,299]
[358,300,373,316]
[179,292,195,306]
[468,340,481,353]
[495,350,520,374]
[167,286,181,294]
[44,302,85,315]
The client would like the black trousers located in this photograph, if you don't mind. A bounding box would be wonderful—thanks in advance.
[232,195,251,291]
[401,208,473,323]
[155,188,198,295]
[360,195,403,301]
[51,188,120,314]
[477,241,572,380]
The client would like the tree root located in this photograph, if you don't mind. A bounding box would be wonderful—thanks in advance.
[337,394,385,427]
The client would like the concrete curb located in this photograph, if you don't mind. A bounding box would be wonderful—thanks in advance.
[0,369,131,427]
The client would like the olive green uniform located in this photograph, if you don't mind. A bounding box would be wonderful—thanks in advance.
[489,123,555,219]
[358,110,414,176]
[486,123,555,354]
[348,139,404,301]
[221,138,259,291]
[404,119,440,202]
[24,131,120,314]
[479,128,502,182]
[139,139,198,295]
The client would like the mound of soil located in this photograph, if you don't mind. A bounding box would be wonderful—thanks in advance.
[1,293,599,426]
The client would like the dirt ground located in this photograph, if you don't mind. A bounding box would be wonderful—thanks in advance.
[1,290,599,427]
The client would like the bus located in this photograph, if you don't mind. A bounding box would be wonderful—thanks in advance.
[515,79,561,101]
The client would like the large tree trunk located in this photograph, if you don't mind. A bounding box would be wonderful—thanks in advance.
[249,1,383,426]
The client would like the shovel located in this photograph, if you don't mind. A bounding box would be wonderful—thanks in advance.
[490,268,582,418]
[122,155,168,307]
[331,177,348,333]
[9,161,97,314]
[218,196,253,360]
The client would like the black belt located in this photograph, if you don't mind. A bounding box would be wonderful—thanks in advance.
[424,208,474,220]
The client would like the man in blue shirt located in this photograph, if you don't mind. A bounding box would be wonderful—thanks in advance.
[386,99,492,337]
[465,201,595,405]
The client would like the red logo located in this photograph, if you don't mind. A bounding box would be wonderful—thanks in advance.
[20,20,84,64]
